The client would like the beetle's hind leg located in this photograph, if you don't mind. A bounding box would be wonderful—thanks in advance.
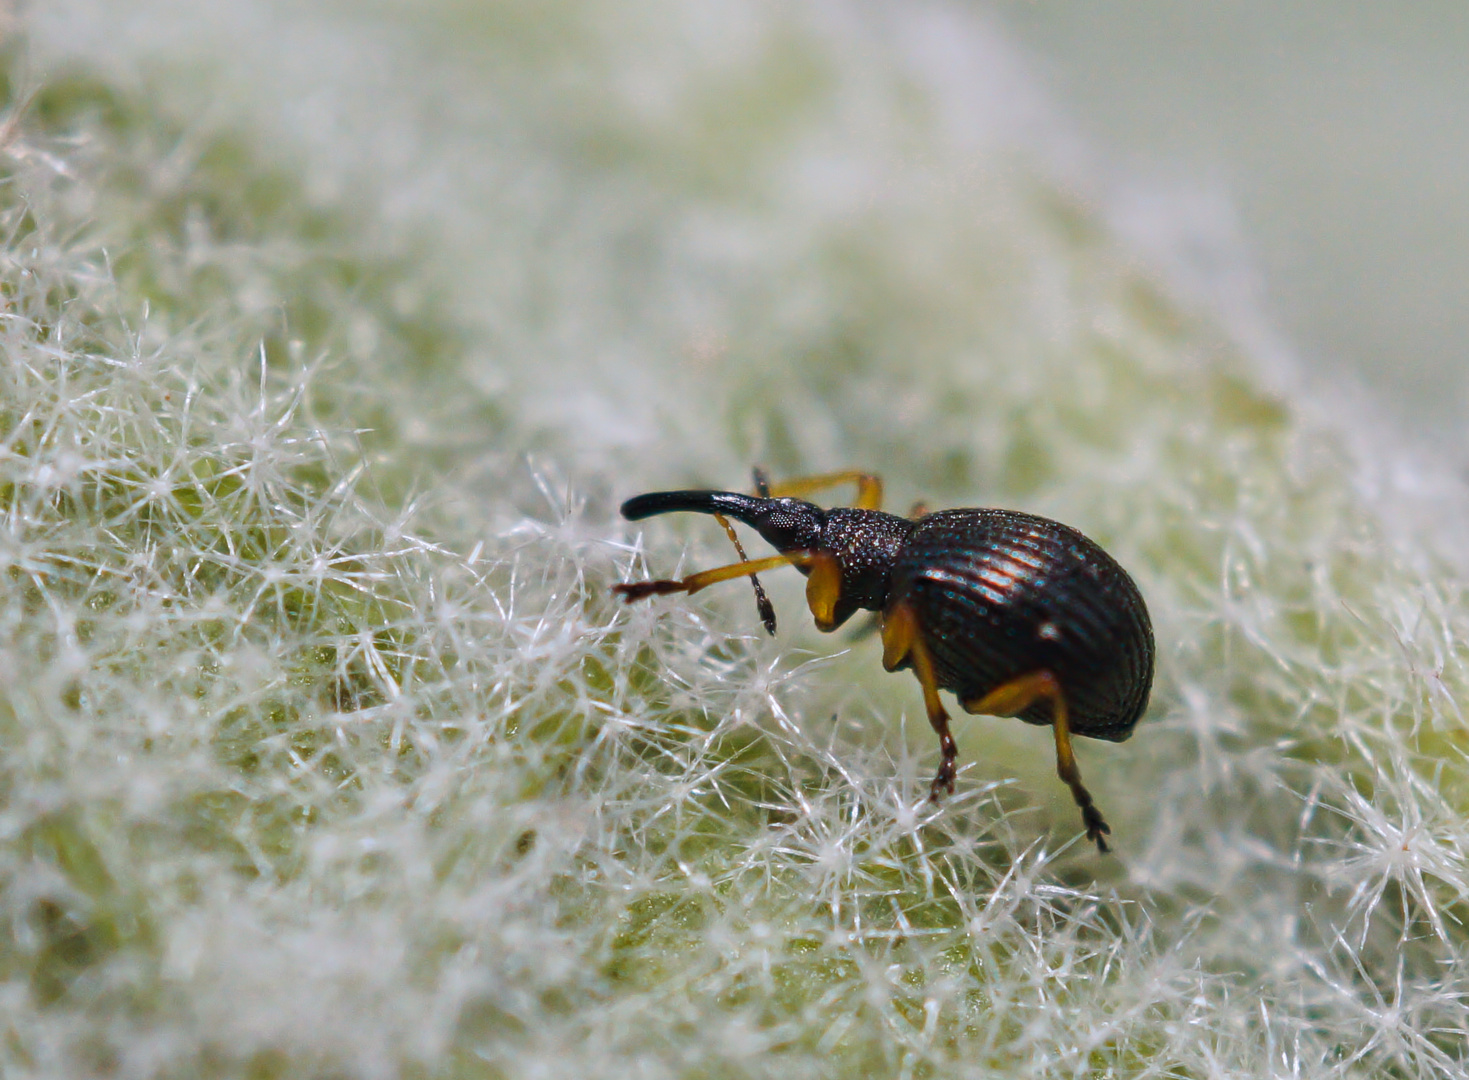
[965,673,1112,853]
[880,602,959,799]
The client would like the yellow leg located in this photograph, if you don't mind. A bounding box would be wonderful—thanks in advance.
[753,469,884,511]
[966,673,1111,853]
[881,602,959,798]
[613,553,802,604]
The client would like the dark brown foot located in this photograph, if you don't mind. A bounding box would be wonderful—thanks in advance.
[613,580,687,602]
[928,731,958,800]
[1070,782,1112,853]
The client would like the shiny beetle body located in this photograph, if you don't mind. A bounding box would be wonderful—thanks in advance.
[891,507,1152,741]
[614,471,1154,852]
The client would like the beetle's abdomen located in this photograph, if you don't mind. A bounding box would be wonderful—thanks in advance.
[889,509,1153,740]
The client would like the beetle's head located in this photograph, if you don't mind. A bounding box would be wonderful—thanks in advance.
[620,490,913,632]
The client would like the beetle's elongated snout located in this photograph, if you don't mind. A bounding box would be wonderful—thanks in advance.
[621,490,764,523]
[621,490,824,555]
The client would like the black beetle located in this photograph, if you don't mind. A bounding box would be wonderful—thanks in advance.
[613,470,1154,853]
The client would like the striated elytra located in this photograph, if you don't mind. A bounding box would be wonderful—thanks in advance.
[613,470,1154,853]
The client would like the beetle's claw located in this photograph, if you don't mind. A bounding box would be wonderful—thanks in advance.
[928,762,957,801]
[1082,805,1112,853]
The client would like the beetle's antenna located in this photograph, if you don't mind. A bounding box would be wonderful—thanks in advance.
[712,512,777,635]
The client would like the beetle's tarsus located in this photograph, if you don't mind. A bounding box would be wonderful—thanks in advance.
[1084,809,1111,853]
[613,579,686,602]
[1070,781,1112,853]
[929,754,958,801]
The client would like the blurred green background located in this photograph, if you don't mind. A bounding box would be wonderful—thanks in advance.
[6,2,1469,1077]
[993,0,1469,445]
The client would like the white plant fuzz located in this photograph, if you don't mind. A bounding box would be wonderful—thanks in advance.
[6,2,1469,1077]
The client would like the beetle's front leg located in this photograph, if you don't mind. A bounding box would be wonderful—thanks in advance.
[613,553,796,602]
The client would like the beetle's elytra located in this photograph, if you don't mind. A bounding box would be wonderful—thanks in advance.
[613,470,1154,853]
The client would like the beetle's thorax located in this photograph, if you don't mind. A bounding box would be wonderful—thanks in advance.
[748,500,912,626]
[812,507,913,621]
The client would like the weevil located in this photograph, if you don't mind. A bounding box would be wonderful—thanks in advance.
[613,470,1154,852]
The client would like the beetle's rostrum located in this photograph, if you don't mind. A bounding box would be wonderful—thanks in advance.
[614,470,1154,853]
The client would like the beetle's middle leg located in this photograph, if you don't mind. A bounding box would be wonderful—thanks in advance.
[965,673,1111,853]
[880,601,959,799]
